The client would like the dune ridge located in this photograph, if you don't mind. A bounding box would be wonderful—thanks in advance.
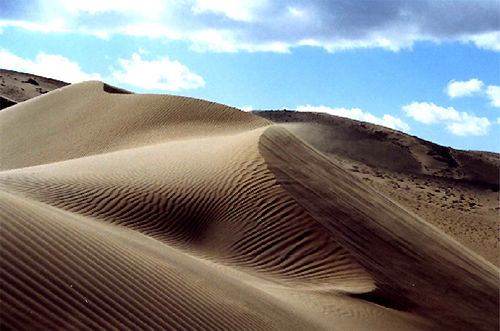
[0,128,373,290]
[0,69,68,108]
[254,111,500,266]
[259,126,499,330]
[1,80,498,330]
[0,81,268,170]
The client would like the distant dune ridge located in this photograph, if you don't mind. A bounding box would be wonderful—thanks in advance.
[254,111,500,265]
[0,69,68,107]
[0,72,498,330]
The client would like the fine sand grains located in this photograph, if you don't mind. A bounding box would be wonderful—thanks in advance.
[1,81,498,330]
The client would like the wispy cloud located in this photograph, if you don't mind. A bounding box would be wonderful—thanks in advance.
[1,0,499,53]
[403,102,490,136]
[296,105,410,132]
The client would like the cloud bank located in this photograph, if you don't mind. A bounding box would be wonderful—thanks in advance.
[1,0,499,53]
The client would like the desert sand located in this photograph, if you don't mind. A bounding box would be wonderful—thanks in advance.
[254,111,500,266]
[0,77,498,330]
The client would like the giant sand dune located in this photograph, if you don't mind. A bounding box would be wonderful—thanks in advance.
[0,78,499,330]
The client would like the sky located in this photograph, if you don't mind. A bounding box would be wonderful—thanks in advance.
[0,0,499,152]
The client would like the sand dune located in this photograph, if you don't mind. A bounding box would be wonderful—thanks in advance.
[1,79,498,330]
[255,111,500,266]
[0,69,68,108]
[260,126,499,330]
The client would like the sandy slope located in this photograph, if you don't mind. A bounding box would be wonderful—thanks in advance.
[0,81,498,330]
[255,111,500,266]
[260,126,499,330]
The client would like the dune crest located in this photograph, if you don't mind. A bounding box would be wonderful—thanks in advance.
[1,81,498,330]
[259,126,499,330]
[255,111,500,265]
[0,81,269,170]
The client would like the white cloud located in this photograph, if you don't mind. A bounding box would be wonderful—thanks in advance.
[0,49,204,92]
[403,102,490,136]
[402,102,460,124]
[463,31,500,52]
[0,49,100,82]
[192,0,266,22]
[187,30,291,53]
[485,85,500,107]
[188,30,241,53]
[446,79,484,98]
[377,114,411,132]
[447,114,491,136]
[111,53,205,91]
[240,105,253,112]
[1,0,499,53]
[296,105,410,132]
[119,24,183,40]
[0,19,68,34]
[59,0,164,19]
[443,80,500,108]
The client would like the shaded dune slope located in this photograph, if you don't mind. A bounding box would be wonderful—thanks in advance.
[254,110,499,189]
[1,129,373,290]
[1,82,498,330]
[254,111,500,266]
[1,190,318,330]
[259,126,499,330]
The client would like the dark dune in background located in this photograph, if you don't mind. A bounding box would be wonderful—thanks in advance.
[254,110,499,190]
[0,69,69,106]
[255,110,500,265]
[0,71,498,330]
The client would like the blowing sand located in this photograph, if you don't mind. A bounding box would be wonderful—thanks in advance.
[0,80,498,330]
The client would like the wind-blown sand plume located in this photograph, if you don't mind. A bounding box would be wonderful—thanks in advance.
[0,80,498,330]
[259,126,499,330]
[254,111,500,266]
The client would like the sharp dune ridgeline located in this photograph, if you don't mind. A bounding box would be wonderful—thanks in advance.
[0,72,498,330]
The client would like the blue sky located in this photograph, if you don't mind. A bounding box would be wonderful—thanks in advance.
[1,0,499,151]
